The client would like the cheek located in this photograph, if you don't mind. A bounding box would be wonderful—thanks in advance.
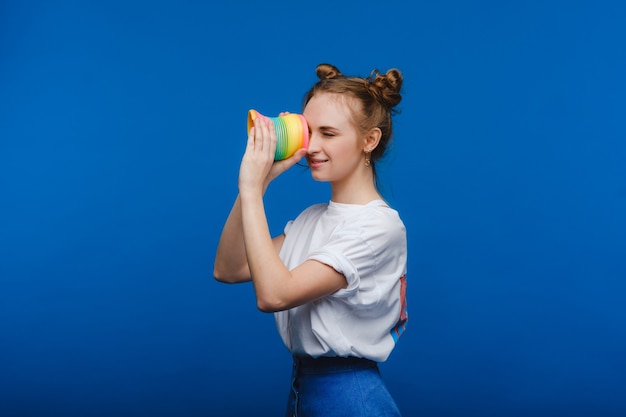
[335,140,362,158]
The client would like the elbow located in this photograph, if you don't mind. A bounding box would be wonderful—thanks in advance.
[257,301,280,313]
[254,272,295,312]
[213,254,246,283]
[213,269,229,283]
[256,296,287,313]
[213,266,238,284]
[213,264,227,282]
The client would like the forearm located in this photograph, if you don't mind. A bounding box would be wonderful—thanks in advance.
[214,195,250,282]
[223,116,306,293]
[240,191,292,311]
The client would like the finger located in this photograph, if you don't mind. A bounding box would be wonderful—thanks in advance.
[246,122,256,152]
[254,118,267,151]
[259,117,275,157]
[289,148,308,164]
[275,148,307,171]
[253,117,267,153]
[267,118,277,157]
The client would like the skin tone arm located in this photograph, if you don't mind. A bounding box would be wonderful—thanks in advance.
[215,116,347,312]
[213,123,294,284]
[213,195,286,283]
[215,113,303,283]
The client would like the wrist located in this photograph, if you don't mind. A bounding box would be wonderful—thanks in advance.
[239,187,264,202]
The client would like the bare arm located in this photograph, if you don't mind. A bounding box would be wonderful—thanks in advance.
[237,117,347,312]
[240,191,347,312]
[213,195,250,283]
[213,112,302,284]
[213,194,286,283]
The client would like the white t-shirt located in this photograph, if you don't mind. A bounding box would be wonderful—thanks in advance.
[275,199,408,362]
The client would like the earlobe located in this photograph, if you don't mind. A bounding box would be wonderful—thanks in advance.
[364,127,382,153]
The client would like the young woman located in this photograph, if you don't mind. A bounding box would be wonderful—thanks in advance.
[214,63,408,416]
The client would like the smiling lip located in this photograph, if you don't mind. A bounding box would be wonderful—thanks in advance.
[308,158,328,168]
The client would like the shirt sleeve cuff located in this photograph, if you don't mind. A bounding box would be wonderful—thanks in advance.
[308,250,360,299]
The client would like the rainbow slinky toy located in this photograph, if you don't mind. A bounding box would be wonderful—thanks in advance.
[247,109,309,161]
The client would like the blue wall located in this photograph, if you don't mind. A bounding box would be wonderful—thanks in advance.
[1,1,625,416]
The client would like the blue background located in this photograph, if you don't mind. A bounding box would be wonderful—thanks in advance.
[1,1,625,416]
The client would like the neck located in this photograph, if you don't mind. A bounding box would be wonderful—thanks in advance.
[330,167,381,204]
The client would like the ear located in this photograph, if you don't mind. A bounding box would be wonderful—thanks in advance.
[363,127,382,153]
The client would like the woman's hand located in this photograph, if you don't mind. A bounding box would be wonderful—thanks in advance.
[238,117,275,197]
[238,114,307,197]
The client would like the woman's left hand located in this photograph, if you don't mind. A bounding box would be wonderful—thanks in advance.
[238,117,277,197]
[238,116,306,197]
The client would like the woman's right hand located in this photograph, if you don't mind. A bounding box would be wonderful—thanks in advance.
[263,150,307,189]
[263,111,308,186]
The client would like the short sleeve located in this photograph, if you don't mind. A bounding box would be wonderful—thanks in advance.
[274,201,408,362]
[283,220,294,235]
[307,232,373,299]
[306,208,404,303]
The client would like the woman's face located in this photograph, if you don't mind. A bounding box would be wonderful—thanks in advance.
[303,93,365,184]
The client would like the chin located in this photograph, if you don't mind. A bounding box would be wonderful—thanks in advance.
[310,172,330,182]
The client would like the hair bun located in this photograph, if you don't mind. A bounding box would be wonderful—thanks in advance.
[366,68,403,110]
[316,63,343,80]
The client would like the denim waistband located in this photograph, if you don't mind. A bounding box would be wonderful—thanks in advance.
[293,355,377,374]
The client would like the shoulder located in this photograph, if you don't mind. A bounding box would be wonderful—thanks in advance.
[299,202,328,217]
[331,201,406,252]
[283,203,328,235]
[292,202,328,224]
[351,201,406,236]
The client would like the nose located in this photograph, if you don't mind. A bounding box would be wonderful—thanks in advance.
[306,132,321,154]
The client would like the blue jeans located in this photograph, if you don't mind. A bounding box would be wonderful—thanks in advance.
[285,356,402,417]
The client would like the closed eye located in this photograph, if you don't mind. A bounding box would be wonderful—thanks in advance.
[320,128,338,137]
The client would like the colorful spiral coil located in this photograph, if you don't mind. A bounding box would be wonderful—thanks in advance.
[247,109,309,160]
